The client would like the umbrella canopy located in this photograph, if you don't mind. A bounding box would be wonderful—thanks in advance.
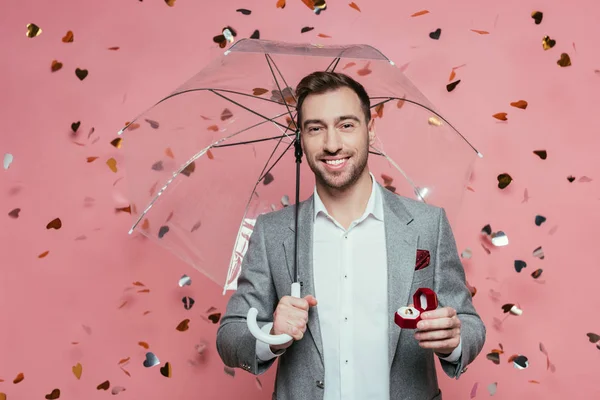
[117,39,481,293]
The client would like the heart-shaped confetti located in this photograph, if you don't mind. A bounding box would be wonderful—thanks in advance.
[349,2,360,12]
[71,121,81,133]
[535,215,546,226]
[221,109,233,121]
[45,388,60,399]
[8,208,20,218]
[531,269,543,279]
[493,112,508,121]
[106,158,118,173]
[26,23,42,37]
[587,333,600,343]
[446,80,461,92]
[429,28,441,40]
[502,303,523,316]
[252,88,268,96]
[13,372,24,383]
[165,0,176,6]
[158,225,169,239]
[151,161,164,171]
[531,11,543,24]
[533,150,547,159]
[51,60,63,72]
[179,275,191,287]
[263,172,274,185]
[250,30,260,39]
[510,100,528,109]
[497,173,512,189]
[75,68,88,81]
[143,352,160,368]
[557,53,571,67]
[533,246,544,259]
[97,380,110,390]
[3,153,13,170]
[176,319,190,331]
[301,26,314,33]
[208,312,222,324]
[46,218,62,230]
[160,362,172,377]
[182,296,195,310]
[112,387,126,395]
[236,8,251,15]
[62,31,74,43]
[491,231,508,246]
[181,161,196,176]
[514,260,526,272]
[72,363,82,379]
[511,355,529,369]
[145,119,159,129]
[486,352,500,364]
[542,36,556,50]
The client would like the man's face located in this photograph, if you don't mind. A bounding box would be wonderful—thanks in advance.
[300,86,375,191]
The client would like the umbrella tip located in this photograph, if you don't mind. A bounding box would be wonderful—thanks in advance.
[477,151,484,158]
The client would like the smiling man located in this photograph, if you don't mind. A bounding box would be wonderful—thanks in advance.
[216,71,486,400]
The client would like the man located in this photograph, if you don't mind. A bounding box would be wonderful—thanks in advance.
[216,71,486,400]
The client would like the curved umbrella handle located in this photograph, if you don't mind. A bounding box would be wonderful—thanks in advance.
[247,282,301,345]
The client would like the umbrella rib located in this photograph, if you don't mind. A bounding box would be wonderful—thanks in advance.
[371,146,427,203]
[212,134,292,148]
[264,54,298,128]
[326,57,341,72]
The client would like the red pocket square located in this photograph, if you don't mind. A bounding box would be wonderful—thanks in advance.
[415,249,430,271]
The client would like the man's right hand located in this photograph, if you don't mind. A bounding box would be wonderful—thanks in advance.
[269,294,318,353]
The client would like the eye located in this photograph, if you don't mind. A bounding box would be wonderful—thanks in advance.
[308,126,321,132]
[341,123,354,129]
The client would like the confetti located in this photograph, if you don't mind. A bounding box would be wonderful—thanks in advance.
[256,377,263,390]
[471,29,489,34]
[208,312,222,324]
[486,351,500,364]
[72,363,82,379]
[213,26,237,48]
[191,220,201,232]
[236,8,251,15]
[126,122,140,131]
[39,250,50,258]
[276,0,285,8]
[461,248,472,259]
[411,10,429,17]
[118,357,130,365]
[158,226,169,239]
[0,394,5,400]
[3,153,13,170]
[497,173,512,189]
[179,275,192,287]
[535,215,546,226]
[531,269,543,279]
[224,366,236,377]
[62,30,74,43]
[112,387,126,395]
[281,195,290,207]
[143,353,160,368]
[145,119,159,129]
[97,380,110,390]
[106,158,118,173]
[466,280,477,297]
[317,33,331,38]
[514,260,526,272]
[115,206,131,214]
[567,175,576,182]
[151,161,164,171]
[310,0,327,14]
[522,188,530,203]
[531,11,543,24]
[493,112,508,121]
[510,100,528,109]
[446,80,460,92]
[181,161,196,176]
[429,28,441,40]
[8,208,20,218]
[470,382,478,398]
[263,172,274,185]
[51,60,63,72]
[448,70,456,81]
[182,296,195,310]
[118,300,128,309]
[75,68,88,81]
[357,62,372,76]
[428,117,442,126]
[13,372,24,383]
[557,53,571,67]
[511,355,529,369]
[46,218,62,230]
[108,46,120,51]
[533,246,544,259]
[349,2,360,12]
[165,0,175,6]
[542,35,556,50]
[44,389,60,399]
[250,29,260,39]
[532,150,547,160]
[301,26,314,33]
[139,341,150,349]
[374,103,384,118]
[221,109,233,121]
[160,362,172,377]
[252,88,269,96]
[176,319,190,331]
[579,176,593,182]
[488,382,497,396]
[502,303,523,316]
[86,157,99,163]
[26,23,42,37]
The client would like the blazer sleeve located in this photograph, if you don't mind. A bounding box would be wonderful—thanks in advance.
[434,208,486,379]
[216,214,279,375]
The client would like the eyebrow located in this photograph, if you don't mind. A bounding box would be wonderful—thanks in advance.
[303,115,361,129]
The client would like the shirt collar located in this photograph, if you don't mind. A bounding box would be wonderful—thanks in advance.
[313,172,384,222]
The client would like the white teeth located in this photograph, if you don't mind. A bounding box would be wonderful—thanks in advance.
[325,159,346,165]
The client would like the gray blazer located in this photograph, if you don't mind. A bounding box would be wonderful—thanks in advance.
[216,183,486,400]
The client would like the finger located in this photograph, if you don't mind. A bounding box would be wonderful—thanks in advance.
[285,296,310,310]
[304,295,318,307]
[416,317,456,331]
[421,307,456,320]
[417,337,460,351]
[286,322,304,340]
[415,327,459,342]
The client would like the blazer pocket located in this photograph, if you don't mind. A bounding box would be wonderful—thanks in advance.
[412,263,434,283]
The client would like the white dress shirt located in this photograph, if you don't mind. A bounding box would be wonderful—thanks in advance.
[256,174,461,399]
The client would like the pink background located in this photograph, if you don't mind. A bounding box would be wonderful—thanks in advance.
[2,0,599,399]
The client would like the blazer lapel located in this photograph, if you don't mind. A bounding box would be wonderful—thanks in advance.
[283,196,325,367]
[381,187,419,371]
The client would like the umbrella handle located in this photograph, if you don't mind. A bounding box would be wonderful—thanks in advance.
[246,282,301,345]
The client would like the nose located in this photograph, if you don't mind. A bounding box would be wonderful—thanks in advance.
[323,128,342,153]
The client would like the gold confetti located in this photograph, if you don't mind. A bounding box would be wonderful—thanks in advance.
[510,100,528,109]
[138,341,150,349]
[62,31,74,43]
[97,380,110,390]
[0,393,6,400]
[86,156,99,163]
[493,112,508,121]
[118,357,130,365]
[349,2,360,12]
[47,218,62,230]
[497,173,512,189]
[471,29,489,34]
[449,70,456,81]
[276,0,285,8]
[44,389,60,399]
[253,88,269,96]
[165,0,175,6]
[428,117,442,126]
[165,148,174,158]
[207,125,219,132]
[160,362,172,378]
[531,11,543,24]
[138,289,150,293]
[26,23,42,37]
[118,300,128,309]
[110,138,123,148]
[51,60,63,72]
[317,33,331,38]
[72,363,83,379]
[115,206,131,214]
[542,35,556,50]
[207,149,214,159]
[411,10,429,17]
[557,53,571,67]
[374,103,384,118]
[13,372,25,383]
[106,158,118,173]
[176,319,190,331]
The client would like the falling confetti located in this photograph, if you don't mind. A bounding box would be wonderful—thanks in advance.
[182,296,195,310]
[75,68,88,81]
[510,100,528,109]
[461,248,472,259]
[26,23,42,37]
[533,246,544,259]
[181,161,196,176]
[349,2,360,12]
[179,275,192,287]
[151,161,164,171]
[317,33,331,38]
[38,250,50,258]
[522,188,530,203]
[531,269,543,279]
[493,112,508,121]
[44,389,60,399]
[263,172,274,185]
[502,303,523,316]
[139,341,150,349]
[497,173,512,189]
[301,26,314,33]
[488,382,497,396]
[46,218,62,230]
[191,220,201,232]
[13,372,25,383]
[72,363,83,379]
[160,362,172,377]
[224,366,236,377]
[470,382,478,398]
[165,0,175,6]
[3,153,13,170]
[579,176,593,182]
[542,35,556,50]
[97,380,110,390]
[446,80,460,92]
[557,53,571,67]
[145,119,159,129]
[531,11,543,24]
[62,30,74,43]
[486,351,500,364]
[428,117,442,126]
[236,8,251,15]
[429,28,441,40]
[567,175,576,182]
[112,387,126,395]
[143,352,160,368]
[176,319,190,331]
[533,150,547,159]
[471,29,489,34]
[514,260,526,272]
[106,158,118,173]
[276,0,285,8]
[535,215,546,226]
[51,60,63,72]
[108,46,120,51]
[158,225,169,239]
[213,26,237,48]
[8,208,20,218]
[411,10,429,17]
[510,355,529,369]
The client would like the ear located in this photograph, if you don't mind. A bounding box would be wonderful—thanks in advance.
[367,117,376,145]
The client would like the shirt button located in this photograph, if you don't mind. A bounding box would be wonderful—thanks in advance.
[344,317,348,322]
[345,360,349,364]
[344,274,347,279]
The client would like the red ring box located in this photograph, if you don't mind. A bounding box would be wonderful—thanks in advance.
[394,288,438,329]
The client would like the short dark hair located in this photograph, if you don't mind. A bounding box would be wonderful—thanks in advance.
[295,71,371,130]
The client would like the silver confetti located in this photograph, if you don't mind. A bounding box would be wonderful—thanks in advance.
[224,366,235,377]
[491,231,508,246]
[3,153,13,170]
[179,275,191,287]
[488,382,498,396]
[111,386,126,395]
[533,246,544,259]
[461,248,472,259]
[143,352,160,368]
[281,195,290,207]
[223,28,234,43]
[513,355,528,369]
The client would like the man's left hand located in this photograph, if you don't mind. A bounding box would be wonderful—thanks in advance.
[413,306,461,356]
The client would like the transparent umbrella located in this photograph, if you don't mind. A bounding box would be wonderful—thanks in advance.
[117,38,482,344]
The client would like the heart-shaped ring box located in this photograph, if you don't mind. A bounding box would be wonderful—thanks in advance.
[394,288,438,329]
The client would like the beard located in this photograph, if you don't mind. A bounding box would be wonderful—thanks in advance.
[306,144,369,191]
